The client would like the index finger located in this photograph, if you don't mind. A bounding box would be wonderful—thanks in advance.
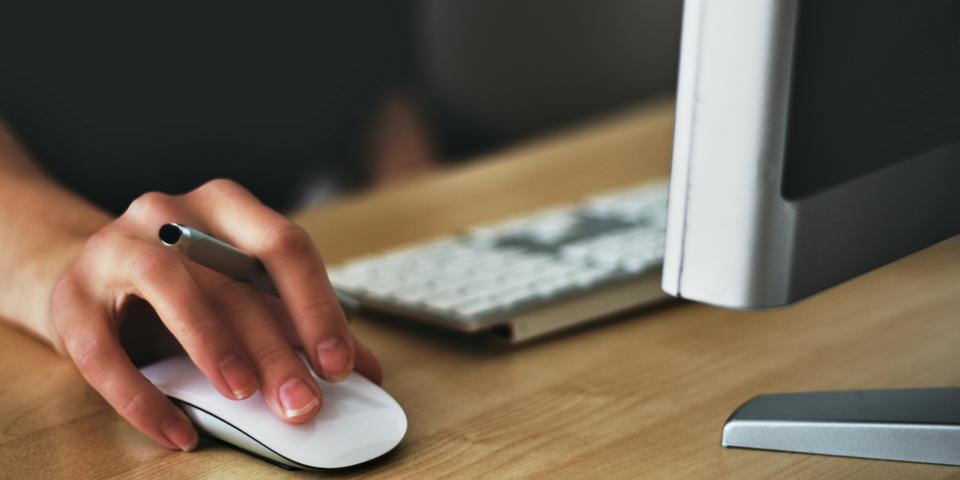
[184,179,354,382]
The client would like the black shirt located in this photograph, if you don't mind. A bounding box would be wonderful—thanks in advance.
[0,1,395,213]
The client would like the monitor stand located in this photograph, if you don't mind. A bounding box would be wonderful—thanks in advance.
[722,388,960,465]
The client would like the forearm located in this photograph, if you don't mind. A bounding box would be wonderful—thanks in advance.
[0,119,112,348]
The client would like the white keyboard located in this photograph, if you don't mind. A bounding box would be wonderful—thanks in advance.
[327,180,670,342]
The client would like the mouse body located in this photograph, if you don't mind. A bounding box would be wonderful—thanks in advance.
[140,353,407,469]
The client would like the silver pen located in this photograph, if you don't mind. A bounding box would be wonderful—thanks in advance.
[158,223,359,319]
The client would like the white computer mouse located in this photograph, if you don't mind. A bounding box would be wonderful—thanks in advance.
[140,352,407,470]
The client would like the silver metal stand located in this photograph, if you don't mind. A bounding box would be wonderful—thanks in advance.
[722,388,960,465]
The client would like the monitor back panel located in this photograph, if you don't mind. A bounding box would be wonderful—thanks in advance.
[663,0,960,309]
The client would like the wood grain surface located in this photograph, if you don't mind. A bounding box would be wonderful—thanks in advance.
[3,98,960,478]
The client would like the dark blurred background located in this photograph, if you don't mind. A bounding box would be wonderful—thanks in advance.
[409,0,683,159]
[0,0,683,212]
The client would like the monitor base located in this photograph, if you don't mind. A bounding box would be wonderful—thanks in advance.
[722,388,960,465]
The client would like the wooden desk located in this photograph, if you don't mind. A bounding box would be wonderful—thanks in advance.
[4,98,960,478]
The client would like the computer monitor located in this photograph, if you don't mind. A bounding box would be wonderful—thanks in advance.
[663,0,960,466]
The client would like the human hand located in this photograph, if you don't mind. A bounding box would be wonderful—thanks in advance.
[50,179,381,451]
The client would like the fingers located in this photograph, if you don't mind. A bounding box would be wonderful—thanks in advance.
[52,270,198,452]
[81,229,260,404]
[261,294,383,385]
[185,179,355,383]
[117,237,262,402]
[188,263,323,422]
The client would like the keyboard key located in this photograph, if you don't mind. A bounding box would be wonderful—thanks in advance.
[422,290,471,311]
[327,271,368,291]
[488,285,539,307]
[558,243,592,260]
[588,250,624,268]
[530,277,577,297]
[392,282,442,303]
[620,257,655,273]
[566,266,617,286]
[363,275,409,298]
[430,269,479,286]
[451,296,504,318]
[458,278,501,297]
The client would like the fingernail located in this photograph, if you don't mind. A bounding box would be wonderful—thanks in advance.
[279,377,320,418]
[317,337,351,380]
[219,354,259,399]
[161,415,199,452]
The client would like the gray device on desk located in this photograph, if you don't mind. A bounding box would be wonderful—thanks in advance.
[664,0,960,466]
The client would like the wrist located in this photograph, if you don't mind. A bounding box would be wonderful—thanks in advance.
[5,232,90,352]
[0,121,114,351]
